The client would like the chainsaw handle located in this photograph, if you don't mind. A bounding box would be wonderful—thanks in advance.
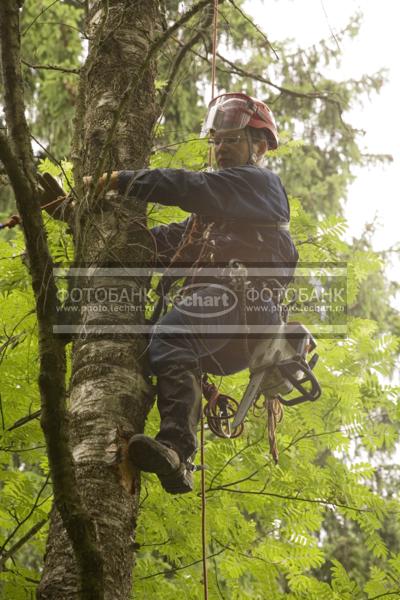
[277,357,321,406]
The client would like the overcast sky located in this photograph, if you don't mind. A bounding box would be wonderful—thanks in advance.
[243,0,399,292]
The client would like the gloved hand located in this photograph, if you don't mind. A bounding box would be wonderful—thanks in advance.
[83,171,119,196]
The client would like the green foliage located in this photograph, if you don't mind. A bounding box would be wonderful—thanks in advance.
[132,161,399,599]
[150,134,209,171]
[0,1,399,598]
[0,233,49,593]
[0,204,71,594]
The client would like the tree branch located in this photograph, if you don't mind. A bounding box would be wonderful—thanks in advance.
[0,475,50,555]
[213,536,279,566]
[207,485,374,513]
[6,409,41,432]
[22,0,60,37]
[282,429,344,453]
[0,394,5,430]
[0,3,104,599]
[208,433,265,489]
[226,0,279,60]
[216,51,345,112]
[137,549,226,580]
[0,333,26,360]
[0,444,46,452]
[368,592,400,600]
[175,38,347,120]
[22,59,80,75]
[0,518,48,572]
[159,21,211,113]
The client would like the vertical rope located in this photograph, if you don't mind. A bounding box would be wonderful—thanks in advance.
[201,5,218,598]
[210,0,219,99]
[200,414,208,600]
[207,0,219,167]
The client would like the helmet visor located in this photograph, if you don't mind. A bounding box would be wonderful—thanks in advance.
[201,96,254,137]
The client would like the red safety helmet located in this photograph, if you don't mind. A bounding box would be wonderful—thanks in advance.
[201,92,278,149]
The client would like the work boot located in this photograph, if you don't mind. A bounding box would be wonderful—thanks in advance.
[128,434,193,494]
[153,366,203,459]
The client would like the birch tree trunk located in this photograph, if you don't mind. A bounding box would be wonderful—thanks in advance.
[38,1,161,598]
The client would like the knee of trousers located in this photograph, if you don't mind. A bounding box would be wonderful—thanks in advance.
[148,335,199,375]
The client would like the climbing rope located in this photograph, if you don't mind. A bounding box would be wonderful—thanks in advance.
[211,0,218,97]
[200,410,208,600]
[201,2,219,598]
[202,374,243,439]
[207,0,219,169]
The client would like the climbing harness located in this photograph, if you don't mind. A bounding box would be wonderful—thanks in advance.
[148,215,217,325]
[201,3,219,598]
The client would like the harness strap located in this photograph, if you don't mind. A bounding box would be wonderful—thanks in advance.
[218,220,290,231]
[259,222,289,231]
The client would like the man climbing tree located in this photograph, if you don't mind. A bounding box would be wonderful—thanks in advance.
[87,92,299,494]
[1,1,398,599]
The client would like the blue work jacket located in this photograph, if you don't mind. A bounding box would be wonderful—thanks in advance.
[118,165,298,284]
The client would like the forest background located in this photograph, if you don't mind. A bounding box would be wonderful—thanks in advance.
[0,0,399,599]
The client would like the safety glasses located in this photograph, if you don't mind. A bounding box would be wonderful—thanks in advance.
[208,134,247,146]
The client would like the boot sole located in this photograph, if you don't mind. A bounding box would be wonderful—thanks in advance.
[128,435,180,475]
[158,467,193,494]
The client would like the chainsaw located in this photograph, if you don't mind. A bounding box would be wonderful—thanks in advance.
[202,321,321,439]
[232,321,321,430]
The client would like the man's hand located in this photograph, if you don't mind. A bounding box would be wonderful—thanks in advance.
[83,171,119,196]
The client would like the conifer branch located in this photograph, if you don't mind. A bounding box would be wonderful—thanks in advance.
[159,19,211,113]
[226,0,279,60]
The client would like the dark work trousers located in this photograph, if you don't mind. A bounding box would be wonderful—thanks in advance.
[148,283,281,461]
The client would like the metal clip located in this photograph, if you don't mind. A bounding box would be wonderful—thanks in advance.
[190,463,208,472]
[227,259,248,291]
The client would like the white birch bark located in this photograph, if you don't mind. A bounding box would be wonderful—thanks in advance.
[38,2,161,597]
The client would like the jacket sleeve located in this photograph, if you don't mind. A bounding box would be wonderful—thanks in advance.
[118,166,290,222]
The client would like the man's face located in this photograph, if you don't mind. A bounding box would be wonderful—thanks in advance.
[211,128,251,169]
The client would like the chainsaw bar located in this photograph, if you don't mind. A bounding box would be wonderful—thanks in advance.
[232,369,266,429]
